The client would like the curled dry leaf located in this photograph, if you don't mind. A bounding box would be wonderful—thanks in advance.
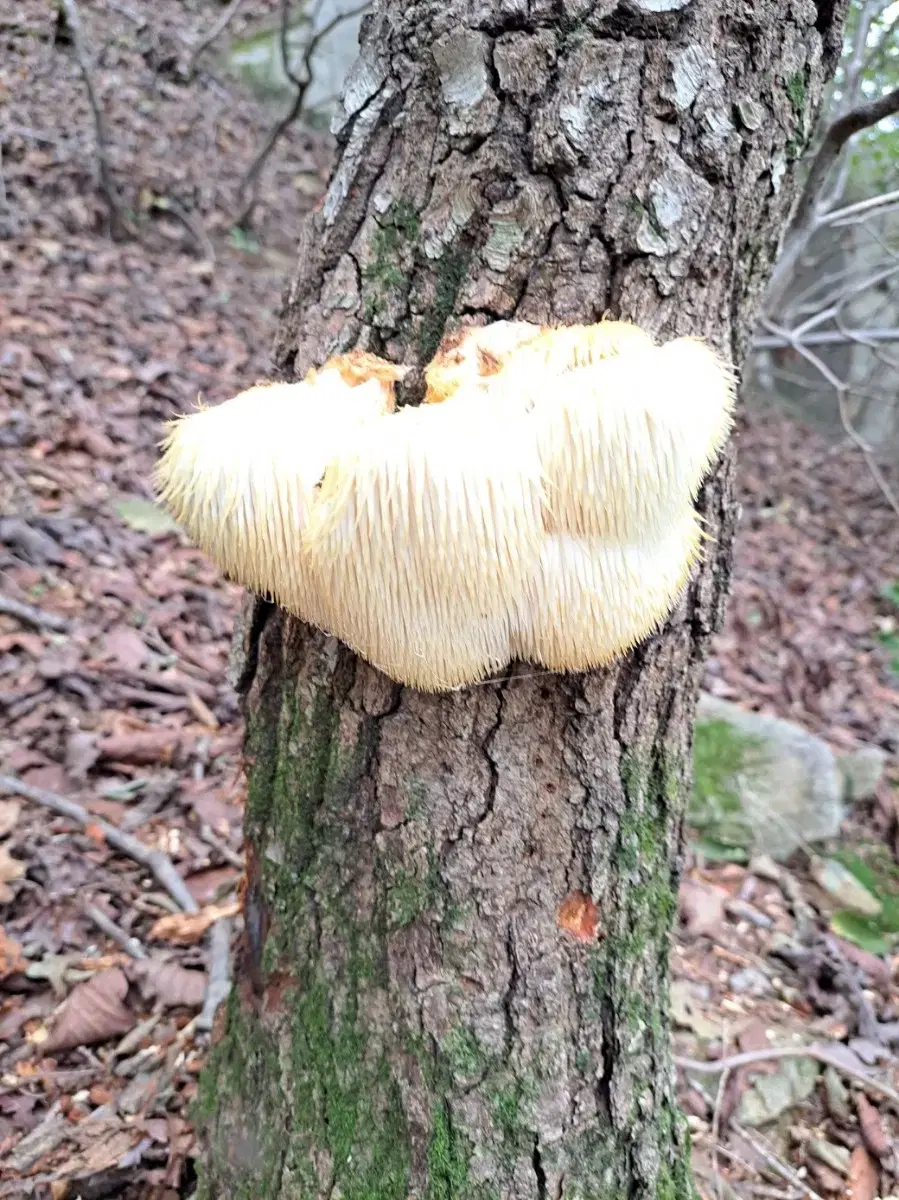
[0,797,21,838]
[0,843,26,903]
[149,899,240,946]
[557,891,599,943]
[843,1144,878,1200]
[678,877,726,937]
[855,1093,889,1159]
[127,959,207,1009]
[0,924,26,979]
[44,966,136,1052]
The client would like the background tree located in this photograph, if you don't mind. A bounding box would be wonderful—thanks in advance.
[197,1,849,1196]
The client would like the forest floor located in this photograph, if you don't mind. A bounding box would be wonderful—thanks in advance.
[1,3,898,1198]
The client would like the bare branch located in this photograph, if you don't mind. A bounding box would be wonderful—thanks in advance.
[0,593,72,633]
[187,0,248,77]
[675,1044,899,1109]
[752,326,899,350]
[232,0,369,228]
[59,0,127,238]
[0,774,199,914]
[765,89,899,316]
[760,318,899,518]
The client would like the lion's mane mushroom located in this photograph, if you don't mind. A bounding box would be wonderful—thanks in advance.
[509,510,705,671]
[303,392,546,691]
[528,337,736,540]
[155,323,734,692]
[154,352,404,626]
[423,319,657,406]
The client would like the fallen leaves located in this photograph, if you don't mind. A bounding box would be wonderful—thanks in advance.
[679,877,726,937]
[844,1144,879,1200]
[127,959,206,1009]
[44,968,136,1052]
[0,925,26,979]
[149,899,240,946]
[0,842,26,903]
[855,1093,889,1159]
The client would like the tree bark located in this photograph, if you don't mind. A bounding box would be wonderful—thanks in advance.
[197,1,848,1196]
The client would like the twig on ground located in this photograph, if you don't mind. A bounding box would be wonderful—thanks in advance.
[675,1045,899,1109]
[0,594,72,633]
[187,0,247,75]
[85,902,148,960]
[719,1125,825,1200]
[150,196,216,265]
[233,0,369,227]
[198,916,232,1031]
[198,824,244,869]
[0,775,198,914]
[59,0,127,238]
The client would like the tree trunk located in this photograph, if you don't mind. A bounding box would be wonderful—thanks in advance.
[197,2,847,1195]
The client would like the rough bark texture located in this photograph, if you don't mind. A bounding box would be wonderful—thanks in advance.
[197,1,847,1196]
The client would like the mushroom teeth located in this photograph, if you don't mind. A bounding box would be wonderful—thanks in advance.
[509,508,704,672]
[533,336,735,541]
[154,370,393,625]
[302,393,545,692]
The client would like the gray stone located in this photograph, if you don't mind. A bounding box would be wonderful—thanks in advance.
[837,744,888,801]
[692,693,845,860]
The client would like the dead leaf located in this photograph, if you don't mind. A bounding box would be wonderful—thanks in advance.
[127,959,207,1008]
[843,1145,878,1200]
[185,865,240,905]
[44,967,136,1051]
[0,798,22,838]
[557,891,599,943]
[855,1093,888,1159]
[149,900,240,946]
[0,843,26,902]
[101,625,149,673]
[64,730,100,781]
[112,495,179,535]
[0,924,26,979]
[679,878,725,937]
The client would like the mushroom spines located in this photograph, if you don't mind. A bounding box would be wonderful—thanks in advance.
[302,397,545,691]
[532,335,735,540]
[509,509,704,672]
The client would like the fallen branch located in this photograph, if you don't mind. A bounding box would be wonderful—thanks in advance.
[675,1044,899,1109]
[59,0,127,238]
[0,594,72,633]
[198,916,232,1031]
[0,775,198,914]
[233,0,369,227]
[85,902,148,960]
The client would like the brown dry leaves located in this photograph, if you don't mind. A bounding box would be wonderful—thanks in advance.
[149,900,241,946]
[844,1145,879,1200]
[44,968,136,1052]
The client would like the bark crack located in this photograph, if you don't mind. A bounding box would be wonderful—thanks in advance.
[532,1133,547,1200]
